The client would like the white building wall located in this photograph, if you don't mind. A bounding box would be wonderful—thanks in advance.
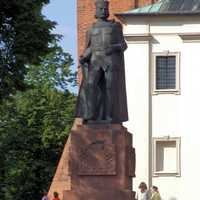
[179,41,200,200]
[124,41,150,192]
[151,35,182,200]
[123,16,200,200]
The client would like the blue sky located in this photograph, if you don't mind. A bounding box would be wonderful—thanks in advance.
[43,0,77,64]
[43,0,77,93]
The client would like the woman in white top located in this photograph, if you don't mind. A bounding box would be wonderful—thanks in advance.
[136,182,150,200]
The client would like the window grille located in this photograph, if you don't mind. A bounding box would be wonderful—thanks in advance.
[156,56,176,90]
[153,52,180,94]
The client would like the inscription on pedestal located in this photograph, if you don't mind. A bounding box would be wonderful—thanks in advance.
[78,141,116,175]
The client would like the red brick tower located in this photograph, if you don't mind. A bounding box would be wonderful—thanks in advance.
[77,0,156,57]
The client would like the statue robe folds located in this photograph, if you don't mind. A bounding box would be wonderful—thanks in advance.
[76,20,128,123]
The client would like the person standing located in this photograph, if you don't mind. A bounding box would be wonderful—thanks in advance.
[52,191,60,200]
[136,182,150,200]
[150,186,161,200]
[41,192,49,200]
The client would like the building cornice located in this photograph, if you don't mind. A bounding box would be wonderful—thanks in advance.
[179,33,200,41]
[124,34,153,42]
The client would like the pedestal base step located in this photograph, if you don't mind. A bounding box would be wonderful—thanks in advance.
[63,189,135,200]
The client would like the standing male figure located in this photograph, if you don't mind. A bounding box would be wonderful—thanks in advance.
[76,0,128,123]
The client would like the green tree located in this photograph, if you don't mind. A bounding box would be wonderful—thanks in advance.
[25,43,75,90]
[0,44,76,200]
[0,0,57,100]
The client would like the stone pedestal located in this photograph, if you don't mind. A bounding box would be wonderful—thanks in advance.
[48,124,136,200]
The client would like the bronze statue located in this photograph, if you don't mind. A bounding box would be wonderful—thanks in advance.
[75,0,128,123]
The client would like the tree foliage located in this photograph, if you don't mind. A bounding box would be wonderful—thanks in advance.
[0,44,76,200]
[0,0,57,100]
[25,43,75,90]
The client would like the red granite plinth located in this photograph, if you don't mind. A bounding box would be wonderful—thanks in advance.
[48,123,136,200]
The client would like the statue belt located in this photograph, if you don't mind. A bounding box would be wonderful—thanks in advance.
[92,47,108,52]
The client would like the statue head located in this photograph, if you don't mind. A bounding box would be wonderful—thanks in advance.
[95,0,109,20]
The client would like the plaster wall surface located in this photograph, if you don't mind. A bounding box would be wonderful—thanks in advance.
[124,42,150,192]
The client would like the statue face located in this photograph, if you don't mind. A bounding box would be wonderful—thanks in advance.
[95,3,109,20]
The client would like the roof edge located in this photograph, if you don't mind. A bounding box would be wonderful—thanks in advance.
[115,11,200,17]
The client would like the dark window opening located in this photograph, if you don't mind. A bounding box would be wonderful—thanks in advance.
[156,56,176,90]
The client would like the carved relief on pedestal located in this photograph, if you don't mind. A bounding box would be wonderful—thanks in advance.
[78,141,116,175]
[126,147,136,177]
